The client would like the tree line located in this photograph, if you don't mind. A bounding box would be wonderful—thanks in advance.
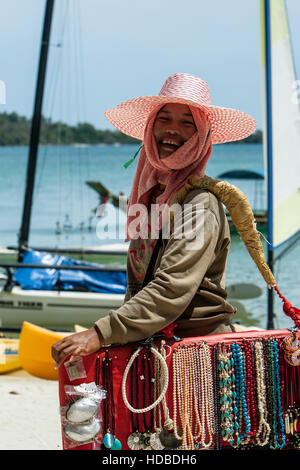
[0,111,262,146]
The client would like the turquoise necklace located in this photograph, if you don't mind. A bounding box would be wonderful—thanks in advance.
[230,343,250,443]
[218,345,239,447]
[269,339,286,449]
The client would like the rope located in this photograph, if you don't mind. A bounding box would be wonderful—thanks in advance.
[122,345,169,414]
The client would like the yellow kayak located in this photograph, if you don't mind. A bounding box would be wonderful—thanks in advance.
[18,321,73,380]
[0,338,21,374]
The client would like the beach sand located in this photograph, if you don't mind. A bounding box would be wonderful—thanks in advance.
[0,369,62,450]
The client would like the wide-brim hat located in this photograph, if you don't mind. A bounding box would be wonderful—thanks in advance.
[104,73,257,144]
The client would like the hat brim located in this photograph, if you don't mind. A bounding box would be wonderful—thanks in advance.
[104,96,257,144]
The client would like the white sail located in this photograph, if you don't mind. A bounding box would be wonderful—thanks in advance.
[260,0,300,248]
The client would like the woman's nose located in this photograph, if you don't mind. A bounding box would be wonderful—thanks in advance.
[165,121,181,134]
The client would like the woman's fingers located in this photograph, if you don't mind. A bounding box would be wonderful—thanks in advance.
[52,343,81,368]
[51,328,102,368]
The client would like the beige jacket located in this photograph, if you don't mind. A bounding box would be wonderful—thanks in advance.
[95,187,236,345]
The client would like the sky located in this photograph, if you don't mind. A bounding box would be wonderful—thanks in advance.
[0,0,300,131]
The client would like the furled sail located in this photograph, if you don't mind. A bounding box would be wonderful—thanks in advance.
[260,0,300,249]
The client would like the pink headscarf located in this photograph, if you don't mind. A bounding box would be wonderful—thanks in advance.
[126,105,212,240]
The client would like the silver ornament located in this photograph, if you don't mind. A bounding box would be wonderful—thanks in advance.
[127,432,144,450]
[65,397,99,424]
[63,417,101,444]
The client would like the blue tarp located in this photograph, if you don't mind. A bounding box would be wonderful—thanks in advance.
[13,250,127,294]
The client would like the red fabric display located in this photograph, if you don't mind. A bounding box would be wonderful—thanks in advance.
[58,328,300,451]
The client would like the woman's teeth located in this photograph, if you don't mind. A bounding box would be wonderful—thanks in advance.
[161,139,180,147]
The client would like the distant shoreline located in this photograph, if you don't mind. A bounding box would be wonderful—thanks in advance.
[0,111,262,146]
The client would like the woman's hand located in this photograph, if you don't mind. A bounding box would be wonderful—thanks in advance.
[51,327,102,368]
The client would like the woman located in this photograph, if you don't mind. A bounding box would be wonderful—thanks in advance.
[51,73,256,367]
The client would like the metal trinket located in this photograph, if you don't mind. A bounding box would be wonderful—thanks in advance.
[149,431,165,450]
[159,428,182,449]
[141,431,152,450]
[127,431,144,450]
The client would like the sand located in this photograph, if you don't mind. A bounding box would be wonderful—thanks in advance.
[0,369,62,450]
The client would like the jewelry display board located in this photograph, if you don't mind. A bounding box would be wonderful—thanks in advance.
[58,328,300,450]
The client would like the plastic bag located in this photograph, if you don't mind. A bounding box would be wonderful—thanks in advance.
[64,356,87,381]
[60,382,106,449]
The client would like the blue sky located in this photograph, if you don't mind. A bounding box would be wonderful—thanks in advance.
[0,0,300,131]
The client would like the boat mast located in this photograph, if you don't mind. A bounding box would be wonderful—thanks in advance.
[18,0,55,261]
[263,0,275,329]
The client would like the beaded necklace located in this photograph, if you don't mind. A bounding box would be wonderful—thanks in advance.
[172,343,215,450]
[253,340,270,446]
[230,343,250,442]
[198,342,215,448]
[213,345,222,450]
[172,345,182,443]
[191,346,202,444]
[270,339,286,449]
[241,340,257,446]
[283,334,300,440]
[175,346,194,449]
[151,340,178,450]
[172,345,196,449]
[218,344,239,447]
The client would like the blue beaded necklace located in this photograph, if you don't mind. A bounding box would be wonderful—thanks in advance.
[217,346,240,447]
[230,343,250,442]
[270,339,286,449]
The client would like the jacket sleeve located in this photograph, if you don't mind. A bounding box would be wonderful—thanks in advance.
[94,194,220,345]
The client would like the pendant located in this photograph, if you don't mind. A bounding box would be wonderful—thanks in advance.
[103,432,114,448]
[149,431,165,450]
[159,428,182,449]
[111,437,122,450]
[127,432,144,450]
[291,349,300,366]
[141,431,152,450]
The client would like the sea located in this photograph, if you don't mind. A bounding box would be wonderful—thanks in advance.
[0,143,299,330]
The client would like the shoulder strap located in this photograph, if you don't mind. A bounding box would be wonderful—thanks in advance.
[142,231,163,288]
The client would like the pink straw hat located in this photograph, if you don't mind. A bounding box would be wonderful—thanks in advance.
[104,73,256,144]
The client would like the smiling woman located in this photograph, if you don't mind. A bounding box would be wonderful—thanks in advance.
[52,72,257,367]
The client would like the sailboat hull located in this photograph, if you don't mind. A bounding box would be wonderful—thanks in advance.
[0,285,124,328]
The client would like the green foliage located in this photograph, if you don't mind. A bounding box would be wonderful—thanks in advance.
[234,129,263,144]
[0,111,262,146]
[0,112,139,146]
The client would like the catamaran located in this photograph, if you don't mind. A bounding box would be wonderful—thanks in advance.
[0,0,127,329]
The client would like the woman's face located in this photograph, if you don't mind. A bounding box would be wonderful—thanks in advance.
[153,103,197,159]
